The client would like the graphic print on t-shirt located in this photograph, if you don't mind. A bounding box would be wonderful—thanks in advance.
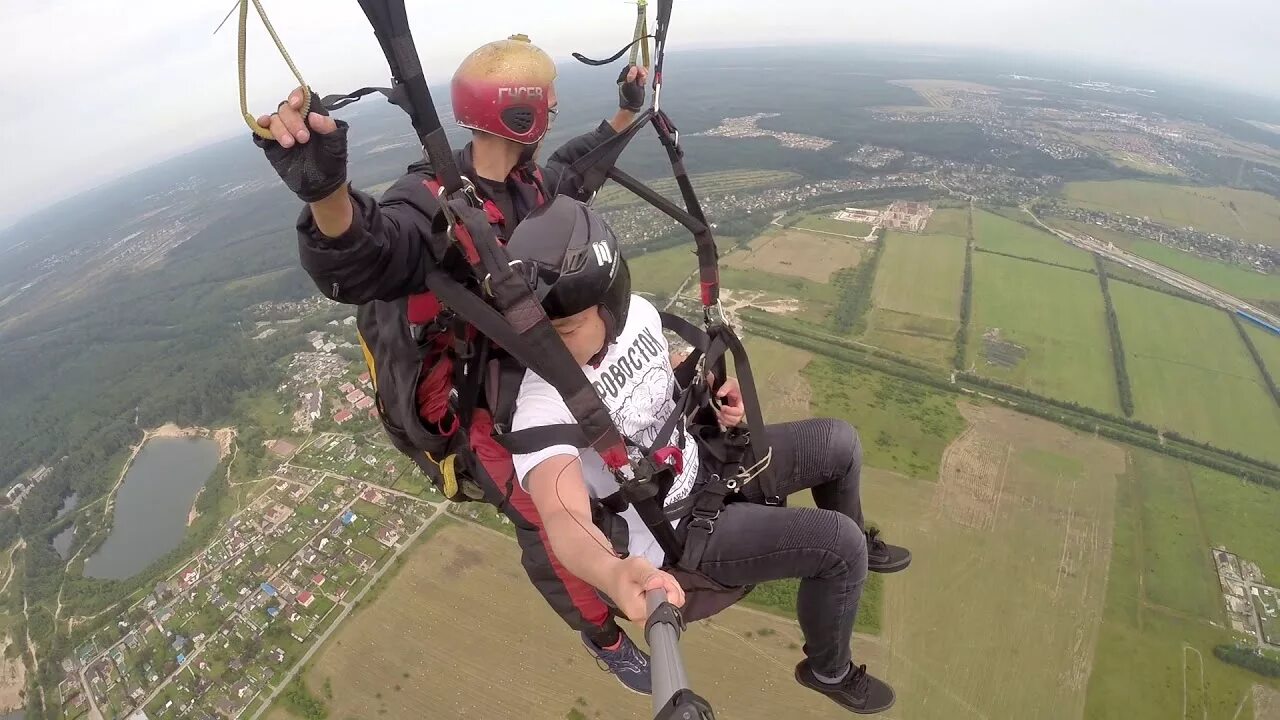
[511,296,699,565]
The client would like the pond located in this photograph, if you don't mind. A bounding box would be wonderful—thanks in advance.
[83,437,220,580]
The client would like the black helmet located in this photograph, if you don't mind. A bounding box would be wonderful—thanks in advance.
[506,196,632,346]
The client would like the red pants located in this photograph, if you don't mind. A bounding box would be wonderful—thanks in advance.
[470,410,611,631]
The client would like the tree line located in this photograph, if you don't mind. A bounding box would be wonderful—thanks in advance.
[1214,644,1280,678]
[1094,256,1136,417]
[831,231,882,335]
[1231,313,1280,409]
[954,222,974,371]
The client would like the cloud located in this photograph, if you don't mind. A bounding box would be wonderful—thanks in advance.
[2,0,1278,226]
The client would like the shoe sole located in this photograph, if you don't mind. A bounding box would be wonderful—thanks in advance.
[868,551,912,574]
[794,666,897,714]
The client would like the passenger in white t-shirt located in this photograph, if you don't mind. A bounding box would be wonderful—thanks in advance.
[507,196,908,714]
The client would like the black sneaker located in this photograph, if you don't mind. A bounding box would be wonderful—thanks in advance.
[795,660,895,714]
[866,528,911,573]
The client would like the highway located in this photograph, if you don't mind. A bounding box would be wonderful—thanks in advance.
[1022,207,1280,328]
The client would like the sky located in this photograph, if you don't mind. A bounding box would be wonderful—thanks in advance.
[1,0,1278,228]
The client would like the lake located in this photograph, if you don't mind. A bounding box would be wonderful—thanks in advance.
[83,436,220,580]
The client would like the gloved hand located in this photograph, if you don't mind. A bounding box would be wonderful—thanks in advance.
[617,65,648,112]
[253,87,349,203]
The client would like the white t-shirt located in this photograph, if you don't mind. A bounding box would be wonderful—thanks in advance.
[512,295,698,567]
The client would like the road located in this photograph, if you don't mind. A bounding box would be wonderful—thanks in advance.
[246,503,444,720]
[1022,207,1280,328]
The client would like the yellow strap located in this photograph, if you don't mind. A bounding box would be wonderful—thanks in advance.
[629,0,651,69]
[427,452,460,499]
[356,330,378,392]
[237,0,310,139]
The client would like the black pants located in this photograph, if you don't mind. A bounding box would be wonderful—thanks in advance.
[695,419,867,676]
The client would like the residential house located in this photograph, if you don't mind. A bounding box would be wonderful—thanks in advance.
[375,527,401,548]
[296,591,315,608]
[334,409,353,424]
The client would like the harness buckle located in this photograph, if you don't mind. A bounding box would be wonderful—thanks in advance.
[687,509,718,535]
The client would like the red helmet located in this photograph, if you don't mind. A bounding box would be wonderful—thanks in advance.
[451,34,557,145]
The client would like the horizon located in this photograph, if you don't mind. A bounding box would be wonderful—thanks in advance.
[3,37,1279,235]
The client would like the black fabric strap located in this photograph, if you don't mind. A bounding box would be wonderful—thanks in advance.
[354,0,465,194]
[319,86,397,111]
[605,168,707,237]
[677,475,731,571]
[716,326,777,502]
[571,35,657,66]
[496,423,589,454]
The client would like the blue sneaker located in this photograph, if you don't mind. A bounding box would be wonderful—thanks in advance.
[581,630,652,694]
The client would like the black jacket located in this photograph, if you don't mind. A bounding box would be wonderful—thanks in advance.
[296,121,617,304]
[294,121,621,475]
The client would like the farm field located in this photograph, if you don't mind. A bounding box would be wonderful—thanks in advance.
[1084,450,1280,720]
[740,335,815,423]
[629,244,696,298]
[1246,323,1280,379]
[923,206,969,237]
[868,402,1124,720]
[723,227,864,282]
[717,266,838,324]
[594,168,802,209]
[966,253,1120,413]
[1054,219,1280,303]
[269,520,877,720]
[863,230,966,366]
[1109,282,1280,462]
[973,209,1095,270]
[1063,180,1280,247]
[804,357,966,480]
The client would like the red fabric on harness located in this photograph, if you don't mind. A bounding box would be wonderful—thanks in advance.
[469,409,610,627]
[406,292,443,326]
[416,345,457,434]
[700,280,716,307]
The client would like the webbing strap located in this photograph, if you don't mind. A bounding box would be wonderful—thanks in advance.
[354,0,465,194]
[425,269,628,468]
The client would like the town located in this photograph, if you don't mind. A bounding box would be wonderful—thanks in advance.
[61,425,447,720]
[48,309,466,720]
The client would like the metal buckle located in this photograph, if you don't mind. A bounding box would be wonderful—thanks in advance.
[687,513,716,535]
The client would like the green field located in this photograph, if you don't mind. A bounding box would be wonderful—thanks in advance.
[924,207,969,237]
[1190,462,1280,583]
[1056,219,1280,303]
[739,336,815,424]
[1085,450,1279,720]
[804,358,965,480]
[863,231,966,365]
[1132,455,1222,621]
[868,403,1125,720]
[1109,282,1280,462]
[594,169,802,209]
[967,253,1120,412]
[629,244,697,298]
[1246,323,1280,379]
[1064,180,1280,247]
[973,209,1095,270]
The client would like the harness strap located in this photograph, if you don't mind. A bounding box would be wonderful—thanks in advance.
[677,474,731,571]
[425,267,629,469]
